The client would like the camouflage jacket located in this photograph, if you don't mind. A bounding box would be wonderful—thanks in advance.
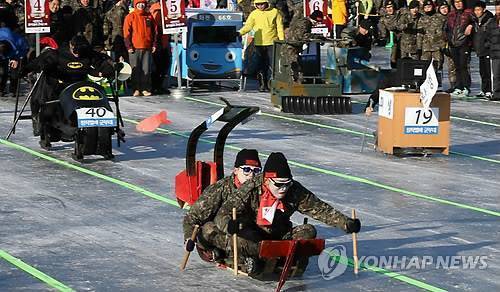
[73,6,104,47]
[12,2,24,33]
[103,2,129,50]
[183,174,239,240]
[286,15,312,43]
[397,10,422,54]
[214,174,349,238]
[378,12,401,40]
[417,13,447,52]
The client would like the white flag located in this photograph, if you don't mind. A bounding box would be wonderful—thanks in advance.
[419,60,438,109]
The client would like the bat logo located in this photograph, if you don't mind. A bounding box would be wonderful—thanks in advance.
[72,86,102,101]
[67,62,83,69]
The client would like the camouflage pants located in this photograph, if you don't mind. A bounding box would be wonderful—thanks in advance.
[283,44,302,81]
[421,50,443,71]
[400,50,418,60]
[445,55,456,87]
[390,40,401,69]
[198,222,317,259]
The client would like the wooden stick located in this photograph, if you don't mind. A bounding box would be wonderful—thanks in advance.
[180,225,199,271]
[352,209,359,275]
[232,208,238,276]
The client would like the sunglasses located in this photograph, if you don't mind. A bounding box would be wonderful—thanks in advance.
[270,178,293,189]
[239,166,262,175]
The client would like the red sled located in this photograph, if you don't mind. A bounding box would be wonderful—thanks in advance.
[175,98,259,208]
[259,239,325,292]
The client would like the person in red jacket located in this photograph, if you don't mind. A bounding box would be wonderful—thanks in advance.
[123,0,157,97]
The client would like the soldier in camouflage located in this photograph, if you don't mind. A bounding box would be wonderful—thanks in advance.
[73,0,104,50]
[237,0,254,20]
[183,149,262,262]
[417,0,447,70]
[378,0,402,68]
[5,0,24,33]
[396,0,422,59]
[436,0,457,92]
[197,152,360,272]
[283,9,323,82]
[103,0,129,61]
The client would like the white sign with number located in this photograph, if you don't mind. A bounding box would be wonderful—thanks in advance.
[404,107,439,135]
[76,107,117,128]
[379,90,394,119]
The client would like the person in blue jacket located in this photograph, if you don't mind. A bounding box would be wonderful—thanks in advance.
[0,27,28,96]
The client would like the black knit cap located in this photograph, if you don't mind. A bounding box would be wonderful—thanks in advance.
[438,0,449,7]
[409,0,420,9]
[423,0,434,6]
[359,19,372,30]
[264,152,292,179]
[234,149,261,168]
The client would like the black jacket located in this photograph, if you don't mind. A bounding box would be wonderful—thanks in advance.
[472,10,494,57]
[485,17,500,60]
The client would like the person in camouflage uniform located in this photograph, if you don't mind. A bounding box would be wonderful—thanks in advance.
[396,0,421,59]
[417,0,447,70]
[183,149,262,262]
[237,0,254,20]
[73,0,104,50]
[103,0,129,61]
[378,0,402,68]
[5,0,24,33]
[283,10,323,82]
[338,19,374,53]
[189,152,360,273]
[435,0,456,92]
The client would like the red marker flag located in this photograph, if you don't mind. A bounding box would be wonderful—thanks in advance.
[136,111,172,132]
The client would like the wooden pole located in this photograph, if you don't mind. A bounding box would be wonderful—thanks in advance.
[180,225,199,271]
[352,209,359,275]
[232,208,238,276]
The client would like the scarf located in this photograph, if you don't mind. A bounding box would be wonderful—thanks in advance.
[256,185,285,226]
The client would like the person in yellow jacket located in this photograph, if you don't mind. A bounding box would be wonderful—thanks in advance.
[238,0,284,92]
[332,0,348,38]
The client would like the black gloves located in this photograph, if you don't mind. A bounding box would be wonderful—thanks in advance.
[184,238,195,252]
[345,218,361,234]
[227,218,240,235]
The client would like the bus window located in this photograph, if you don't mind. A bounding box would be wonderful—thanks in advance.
[193,26,237,44]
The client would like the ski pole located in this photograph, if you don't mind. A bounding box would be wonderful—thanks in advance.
[232,208,238,276]
[180,225,199,271]
[360,99,373,153]
[352,209,359,275]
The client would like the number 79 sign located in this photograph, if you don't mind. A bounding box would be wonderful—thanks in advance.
[25,0,51,33]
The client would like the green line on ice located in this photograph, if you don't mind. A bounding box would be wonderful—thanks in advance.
[0,250,74,292]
